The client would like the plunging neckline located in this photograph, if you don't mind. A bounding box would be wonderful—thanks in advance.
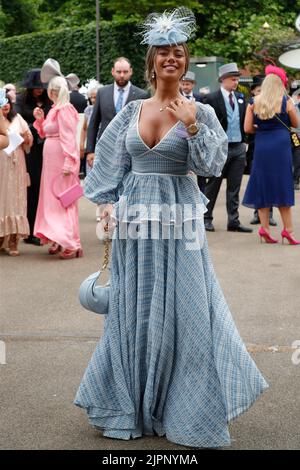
[136,101,179,151]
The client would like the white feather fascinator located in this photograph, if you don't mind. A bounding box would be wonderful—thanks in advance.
[86,79,101,94]
[140,7,196,46]
[79,79,102,98]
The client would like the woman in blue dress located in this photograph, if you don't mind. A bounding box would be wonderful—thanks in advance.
[243,66,299,244]
[75,8,268,448]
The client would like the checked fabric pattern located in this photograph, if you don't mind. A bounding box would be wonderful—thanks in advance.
[74,100,268,448]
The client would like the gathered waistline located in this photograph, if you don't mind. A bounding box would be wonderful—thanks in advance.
[132,171,189,177]
[47,135,60,139]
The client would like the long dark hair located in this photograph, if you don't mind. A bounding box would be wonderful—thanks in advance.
[23,88,51,107]
[5,94,17,122]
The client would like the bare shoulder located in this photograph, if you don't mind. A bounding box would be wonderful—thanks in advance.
[286,96,295,111]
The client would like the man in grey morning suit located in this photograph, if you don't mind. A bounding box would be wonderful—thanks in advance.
[202,63,252,233]
[86,57,149,168]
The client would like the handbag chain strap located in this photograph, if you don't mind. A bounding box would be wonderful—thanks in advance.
[101,223,111,271]
[274,114,293,133]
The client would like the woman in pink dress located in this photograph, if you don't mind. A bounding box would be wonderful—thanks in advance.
[33,76,83,259]
[0,95,33,256]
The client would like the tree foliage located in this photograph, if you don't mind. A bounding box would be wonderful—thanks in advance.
[0,0,39,37]
[0,0,300,71]
[0,21,148,88]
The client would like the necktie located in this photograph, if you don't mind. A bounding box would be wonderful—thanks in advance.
[186,95,191,100]
[115,88,124,113]
[229,92,235,111]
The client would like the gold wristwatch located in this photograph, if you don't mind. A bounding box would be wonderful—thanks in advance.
[185,122,199,135]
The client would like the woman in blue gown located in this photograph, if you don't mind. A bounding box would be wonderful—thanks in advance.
[243,66,299,244]
[75,8,268,448]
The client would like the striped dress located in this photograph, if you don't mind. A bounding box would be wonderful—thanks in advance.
[74,100,268,448]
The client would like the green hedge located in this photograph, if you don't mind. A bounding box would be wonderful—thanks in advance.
[0,20,148,89]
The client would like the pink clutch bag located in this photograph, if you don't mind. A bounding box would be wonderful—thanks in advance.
[52,174,83,208]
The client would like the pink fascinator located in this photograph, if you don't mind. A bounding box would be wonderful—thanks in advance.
[265,65,288,87]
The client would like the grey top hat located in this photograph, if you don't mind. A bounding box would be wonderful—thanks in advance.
[182,71,196,82]
[218,62,241,81]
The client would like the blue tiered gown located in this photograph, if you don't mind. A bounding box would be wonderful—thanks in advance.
[74,100,268,448]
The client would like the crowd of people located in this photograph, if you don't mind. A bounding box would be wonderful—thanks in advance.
[0,55,150,257]
[1,51,299,257]
[0,46,300,259]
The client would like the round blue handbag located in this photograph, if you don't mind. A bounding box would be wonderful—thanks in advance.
[79,229,111,315]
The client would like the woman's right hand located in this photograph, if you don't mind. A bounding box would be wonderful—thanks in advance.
[33,107,44,120]
[100,203,114,222]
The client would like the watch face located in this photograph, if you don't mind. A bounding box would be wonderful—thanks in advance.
[187,124,198,134]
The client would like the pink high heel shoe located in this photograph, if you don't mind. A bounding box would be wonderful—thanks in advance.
[48,242,61,255]
[59,248,83,259]
[258,227,278,244]
[281,229,300,245]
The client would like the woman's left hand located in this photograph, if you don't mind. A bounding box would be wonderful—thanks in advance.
[166,98,197,127]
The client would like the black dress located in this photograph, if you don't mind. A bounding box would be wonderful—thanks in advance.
[15,92,52,239]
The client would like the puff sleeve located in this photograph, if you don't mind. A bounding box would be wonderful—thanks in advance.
[187,103,228,177]
[84,102,135,204]
[33,118,46,139]
[57,105,80,173]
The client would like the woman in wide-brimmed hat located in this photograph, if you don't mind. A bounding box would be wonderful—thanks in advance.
[15,68,52,245]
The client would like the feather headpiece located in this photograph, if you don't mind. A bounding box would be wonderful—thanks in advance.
[140,7,196,46]
[85,79,101,94]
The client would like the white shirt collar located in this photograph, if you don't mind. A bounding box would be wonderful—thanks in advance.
[221,87,234,99]
[114,81,131,93]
